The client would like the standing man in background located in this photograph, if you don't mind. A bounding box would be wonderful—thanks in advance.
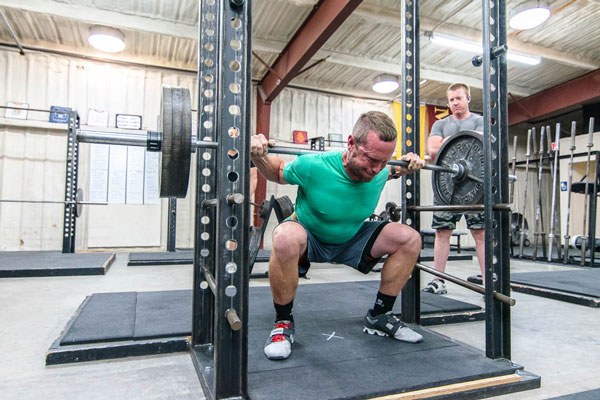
[423,83,486,294]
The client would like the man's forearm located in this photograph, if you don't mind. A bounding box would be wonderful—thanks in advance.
[251,154,286,184]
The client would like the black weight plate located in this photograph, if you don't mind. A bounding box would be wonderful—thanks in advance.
[259,199,272,219]
[385,201,401,222]
[248,226,262,272]
[432,130,484,205]
[160,86,192,198]
[274,196,294,222]
[510,212,529,245]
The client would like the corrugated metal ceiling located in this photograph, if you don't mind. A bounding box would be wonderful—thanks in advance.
[0,0,598,113]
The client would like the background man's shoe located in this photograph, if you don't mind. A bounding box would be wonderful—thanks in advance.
[422,279,447,294]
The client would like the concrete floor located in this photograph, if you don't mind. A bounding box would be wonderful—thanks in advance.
[0,251,598,400]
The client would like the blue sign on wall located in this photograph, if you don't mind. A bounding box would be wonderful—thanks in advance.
[49,106,72,123]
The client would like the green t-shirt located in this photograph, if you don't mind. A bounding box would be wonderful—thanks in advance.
[283,151,388,244]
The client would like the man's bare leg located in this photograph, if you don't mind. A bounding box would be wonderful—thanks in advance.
[471,228,486,278]
[268,221,307,304]
[370,223,422,296]
[363,223,423,343]
[433,229,453,273]
[263,221,307,360]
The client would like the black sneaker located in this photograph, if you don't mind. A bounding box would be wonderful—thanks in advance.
[363,310,423,343]
[263,320,295,360]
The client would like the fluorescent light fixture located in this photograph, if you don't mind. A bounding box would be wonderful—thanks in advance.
[372,74,399,94]
[430,32,482,54]
[509,1,550,30]
[507,51,542,65]
[429,32,541,66]
[88,25,126,53]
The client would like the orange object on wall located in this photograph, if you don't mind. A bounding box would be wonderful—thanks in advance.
[293,130,308,144]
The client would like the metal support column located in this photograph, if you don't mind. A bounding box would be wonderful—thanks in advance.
[400,0,421,324]
[192,0,219,360]
[167,197,177,252]
[191,1,251,399]
[481,0,511,359]
[62,111,80,253]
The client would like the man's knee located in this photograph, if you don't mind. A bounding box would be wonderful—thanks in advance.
[436,228,453,240]
[470,228,485,241]
[272,223,305,258]
[395,225,421,257]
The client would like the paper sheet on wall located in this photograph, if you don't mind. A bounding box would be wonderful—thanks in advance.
[126,147,145,204]
[144,152,160,204]
[107,146,127,204]
[89,144,109,203]
[87,109,108,127]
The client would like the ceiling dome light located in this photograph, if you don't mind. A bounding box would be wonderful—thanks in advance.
[372,74,399,94]
[88,25,126,53]
[509,1,550,30]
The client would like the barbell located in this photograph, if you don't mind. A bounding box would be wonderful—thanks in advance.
[74,87,490,205]
[416,262,515,306]
[0,188,106,218]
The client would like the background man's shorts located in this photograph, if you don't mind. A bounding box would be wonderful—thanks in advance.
[432,210,484,230]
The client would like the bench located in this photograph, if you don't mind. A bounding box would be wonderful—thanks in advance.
[420,229,468,253]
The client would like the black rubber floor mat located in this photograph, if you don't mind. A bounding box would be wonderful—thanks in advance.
[58,282,481,346]
[0,251,114,277]
[510,269,600,298]
[61,292,137,345]
[246,322,522,400]
[134,290,192,339]
[128,250,194,266]
[49,282,483,364]
[60,291,193,345]
[548,388,600,400]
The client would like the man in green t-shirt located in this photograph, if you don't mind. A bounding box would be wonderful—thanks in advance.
[252,111,425,361]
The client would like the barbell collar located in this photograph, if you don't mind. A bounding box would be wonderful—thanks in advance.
[147,130,162,152]
[416,262,516,306]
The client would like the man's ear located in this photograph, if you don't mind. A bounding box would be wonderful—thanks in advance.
[347,135,355,147]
